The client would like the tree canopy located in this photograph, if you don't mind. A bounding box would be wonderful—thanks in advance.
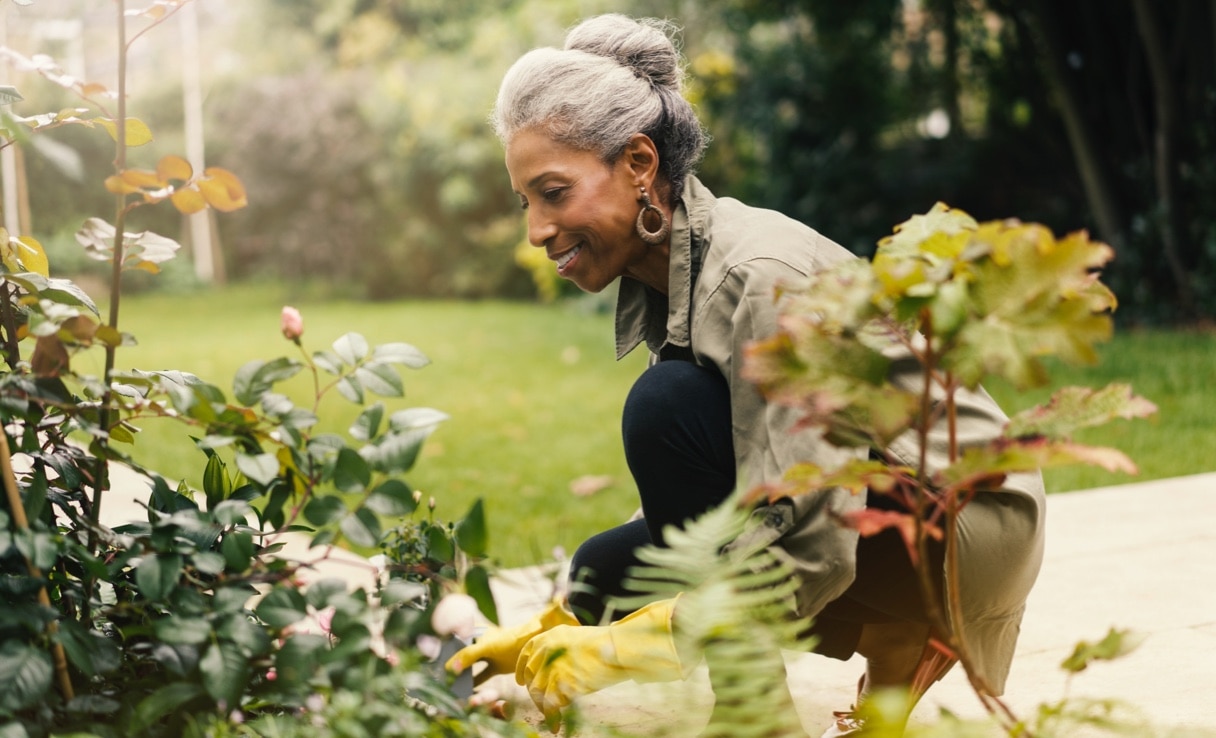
[8,0,1214,321]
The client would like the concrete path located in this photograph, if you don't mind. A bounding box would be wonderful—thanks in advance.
[484,473,1216,736]
[97,464,1216,736]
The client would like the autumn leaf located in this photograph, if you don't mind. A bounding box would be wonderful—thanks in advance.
[1006,384,1158,440]
[935,436,1139,492]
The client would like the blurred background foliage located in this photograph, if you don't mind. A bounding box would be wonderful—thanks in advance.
[4,0,1216,321]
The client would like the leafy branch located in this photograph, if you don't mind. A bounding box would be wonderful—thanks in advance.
[743,202,1156,735]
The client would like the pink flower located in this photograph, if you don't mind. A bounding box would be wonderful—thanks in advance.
[313,606,335,634]
[280,306,304,341]
[431,592,480,640]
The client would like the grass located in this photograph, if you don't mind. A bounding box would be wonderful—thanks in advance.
[82,285,1213,568]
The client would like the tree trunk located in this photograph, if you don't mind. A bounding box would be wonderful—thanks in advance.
[1131,0,1197,318]
[1016,3,1127,256]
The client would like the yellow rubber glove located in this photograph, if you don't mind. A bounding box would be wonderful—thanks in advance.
[516,597,689,719]
[445,599,578,678]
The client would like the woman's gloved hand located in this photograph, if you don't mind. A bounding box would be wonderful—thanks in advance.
[516,597,689,719]
[445,599,578,679]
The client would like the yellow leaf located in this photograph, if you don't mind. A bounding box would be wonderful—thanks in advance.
[0,227,15,272]
[79,82,109,98]
[96,117,154,147]
[105,175,141,194]
[128,260,160,275]
[198,167,248,212]
[157,154,193,182]
[109,423,136,444]
[120,168,164,189]
[170,187,207,215]
[95,325,123,347]
[14,235,49,277]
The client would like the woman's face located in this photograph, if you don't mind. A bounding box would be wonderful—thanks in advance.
[505,128,660,294]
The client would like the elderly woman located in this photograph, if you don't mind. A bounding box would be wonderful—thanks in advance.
[449,14,1045,737]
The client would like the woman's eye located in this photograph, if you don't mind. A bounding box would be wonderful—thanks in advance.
[542,187,566,202]
[519,197,529,211]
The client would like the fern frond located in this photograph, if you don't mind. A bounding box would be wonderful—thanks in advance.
[608,492,815,738]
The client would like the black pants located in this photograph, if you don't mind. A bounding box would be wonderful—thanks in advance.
[567,360,943,659]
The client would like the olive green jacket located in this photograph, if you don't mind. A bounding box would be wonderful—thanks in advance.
[614,176,1045,693]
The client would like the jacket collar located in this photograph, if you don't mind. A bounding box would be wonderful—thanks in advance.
[614,175,714,359]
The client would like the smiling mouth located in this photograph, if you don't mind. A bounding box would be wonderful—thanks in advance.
[554,244,583,273]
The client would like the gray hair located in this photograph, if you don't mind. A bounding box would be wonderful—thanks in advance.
[493,14,707,200]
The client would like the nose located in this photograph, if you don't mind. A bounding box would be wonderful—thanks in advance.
[526,208,558,248]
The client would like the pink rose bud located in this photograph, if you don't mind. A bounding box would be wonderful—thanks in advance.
[280,306,304,341]
[431,592,481,641]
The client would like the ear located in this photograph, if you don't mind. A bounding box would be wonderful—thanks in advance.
[621,133,660,188]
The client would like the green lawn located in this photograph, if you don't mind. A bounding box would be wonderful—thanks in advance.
[89,285,1213,568]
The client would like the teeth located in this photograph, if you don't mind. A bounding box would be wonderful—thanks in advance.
[557,245,581,269]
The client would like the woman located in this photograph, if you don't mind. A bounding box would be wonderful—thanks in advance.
[449,14,1045,736]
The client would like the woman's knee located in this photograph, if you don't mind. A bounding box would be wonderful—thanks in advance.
[622,361,730,450]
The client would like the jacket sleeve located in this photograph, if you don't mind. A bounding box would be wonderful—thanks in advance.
[692,258,866,618]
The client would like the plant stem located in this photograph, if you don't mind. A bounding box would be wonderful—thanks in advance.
[0,428,74,701]
[85,0,129,622]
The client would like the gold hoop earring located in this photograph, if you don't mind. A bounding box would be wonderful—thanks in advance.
[635,186,670,245]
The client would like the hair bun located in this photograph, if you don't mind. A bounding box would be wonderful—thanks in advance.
[564,14,681,89]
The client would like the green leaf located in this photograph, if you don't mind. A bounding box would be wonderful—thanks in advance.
[192,551,226,576]
[333,446,371,493]
[312,349,345,374]
[199,641,249,708]
[365,479,416,516]
[233,357,302,406]
[465,564,498,626]
[388,407,449,432]
[216,612,272,657]
[0,641,53,712]
[339,507,381,548]
[372,342,430,368]
[355,364,404,397]
[425,526,455,564]
[1061,628,1143,673]
[153,616,212,646]
[235,452,279,486]
[333,332,370,365]
[130,682,207,736]
[211,499,252,526]
[0,85,24,105]
[380,579,428,607]
[203,453,231,511]
[303,495,346,526]
[304,578,348,610]
[233,360,269,406]
[255,587,308,629]
[351,403,385,441]
[13,529,58,570]
[55,620,120,678]
[1006,384,1158,440]
[360,427,431,474]
[337,374,364,404]
[221,531,255,572]
[454,499,488,557]
[273,634,327,687]
[136,553,182,601]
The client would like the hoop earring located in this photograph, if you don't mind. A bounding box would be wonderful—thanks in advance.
[635,186,670,245]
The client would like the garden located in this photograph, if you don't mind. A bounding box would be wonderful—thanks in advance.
[1,2,1213,737]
